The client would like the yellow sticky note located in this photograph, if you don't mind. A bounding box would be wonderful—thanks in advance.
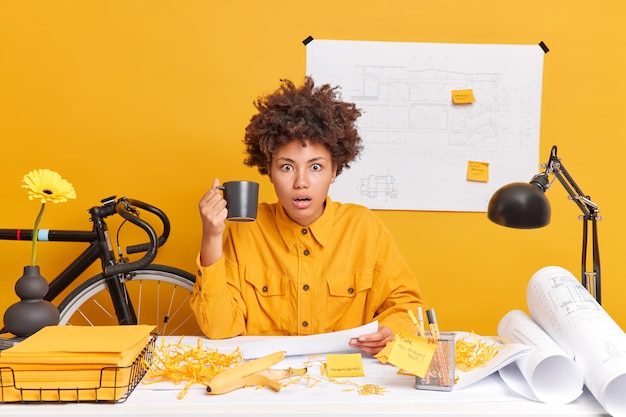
[374,340,395,364]
[325,353,365,378]
[467,161,489,182]
[452,89,475,104]
[387,332,437,378]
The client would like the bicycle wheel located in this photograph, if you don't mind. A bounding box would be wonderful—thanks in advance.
[57,265,203,336]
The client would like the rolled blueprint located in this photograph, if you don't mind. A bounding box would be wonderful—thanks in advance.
[526,266,626,417]
[497,309,583,404]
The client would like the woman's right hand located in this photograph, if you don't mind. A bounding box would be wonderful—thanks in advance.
[198,178,228,266]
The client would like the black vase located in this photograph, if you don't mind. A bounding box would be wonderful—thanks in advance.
[3,265,60,337]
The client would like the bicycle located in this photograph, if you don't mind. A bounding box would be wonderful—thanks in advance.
[0,195,201,337]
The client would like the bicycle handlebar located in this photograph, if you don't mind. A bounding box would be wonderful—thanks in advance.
[124,199,171,254]
[102,197,171,276]
[0,196,173,278]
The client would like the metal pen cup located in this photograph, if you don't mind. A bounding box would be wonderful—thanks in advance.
[415,332,455,391]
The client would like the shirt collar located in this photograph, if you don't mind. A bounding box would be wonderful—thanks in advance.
[275,196,335,248]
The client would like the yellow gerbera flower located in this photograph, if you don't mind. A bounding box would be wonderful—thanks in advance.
[21,169,77,266]
[22,169,77,204]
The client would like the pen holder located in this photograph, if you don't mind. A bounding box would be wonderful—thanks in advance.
[415,332,455,392]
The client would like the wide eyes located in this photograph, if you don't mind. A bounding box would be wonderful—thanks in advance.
[280,163,323,172]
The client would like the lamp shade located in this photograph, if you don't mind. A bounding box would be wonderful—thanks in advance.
[487,182,551,229]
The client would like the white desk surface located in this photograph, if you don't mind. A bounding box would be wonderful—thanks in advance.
[0,336,612,417]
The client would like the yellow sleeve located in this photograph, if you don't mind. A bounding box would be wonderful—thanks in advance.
[375,267,427,336]
[189,254,246,339]
[367,225,427,336]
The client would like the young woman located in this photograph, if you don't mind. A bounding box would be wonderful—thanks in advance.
[191,76,426,355]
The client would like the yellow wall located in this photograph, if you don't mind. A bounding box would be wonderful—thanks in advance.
[1,0,624,335]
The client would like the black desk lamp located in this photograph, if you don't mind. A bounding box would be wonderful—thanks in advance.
[487,145,602,303]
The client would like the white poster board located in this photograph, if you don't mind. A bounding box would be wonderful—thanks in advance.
[306,40,545,212]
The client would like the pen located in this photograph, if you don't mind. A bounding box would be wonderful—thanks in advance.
[408,309,425,337]
[426,308,440,341]
[417,307,425,338]
[408,309,418,326]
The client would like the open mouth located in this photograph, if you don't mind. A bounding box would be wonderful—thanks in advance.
[293,196,312,208]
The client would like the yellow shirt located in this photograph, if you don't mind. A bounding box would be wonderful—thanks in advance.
[190,197,425,339]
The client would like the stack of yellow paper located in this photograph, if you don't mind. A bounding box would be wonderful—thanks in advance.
[0,325,155,402]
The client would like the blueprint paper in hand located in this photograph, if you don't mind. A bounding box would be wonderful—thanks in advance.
[240,321,378,359]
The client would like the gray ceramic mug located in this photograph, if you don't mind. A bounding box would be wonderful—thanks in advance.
[218,181,259,222]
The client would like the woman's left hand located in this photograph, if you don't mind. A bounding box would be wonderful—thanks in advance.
[348,325,394,355]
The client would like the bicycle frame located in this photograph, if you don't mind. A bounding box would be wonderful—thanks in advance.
[0,195,169,331]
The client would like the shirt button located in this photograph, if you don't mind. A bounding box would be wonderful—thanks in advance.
[302,321,309,327]
[303,249,310,256]
[262,286,268,292]
[301,228,308,235]
[197,269,203,276]
[303,284,309,291]
[347,287,354,294]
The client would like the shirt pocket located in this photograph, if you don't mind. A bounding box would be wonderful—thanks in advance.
[325,271,374,328]
[243,268,289,333]
[244,270,286,297]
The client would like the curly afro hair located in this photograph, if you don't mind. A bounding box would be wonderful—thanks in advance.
[243,76,363,176]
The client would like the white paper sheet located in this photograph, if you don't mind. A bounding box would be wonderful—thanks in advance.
[497,309,584,404]
[240,321,378,359]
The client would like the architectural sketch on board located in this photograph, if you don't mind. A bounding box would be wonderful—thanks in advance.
[306,40,545,212]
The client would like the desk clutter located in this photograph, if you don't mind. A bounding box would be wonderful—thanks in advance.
[1,266,626,417]
[0,325,155,403]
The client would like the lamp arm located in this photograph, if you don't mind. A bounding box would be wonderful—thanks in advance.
[550,161,599,220]
[548,156,601,303]
[591,218,601,303]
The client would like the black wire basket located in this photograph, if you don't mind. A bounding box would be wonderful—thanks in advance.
[0,333,156,404]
